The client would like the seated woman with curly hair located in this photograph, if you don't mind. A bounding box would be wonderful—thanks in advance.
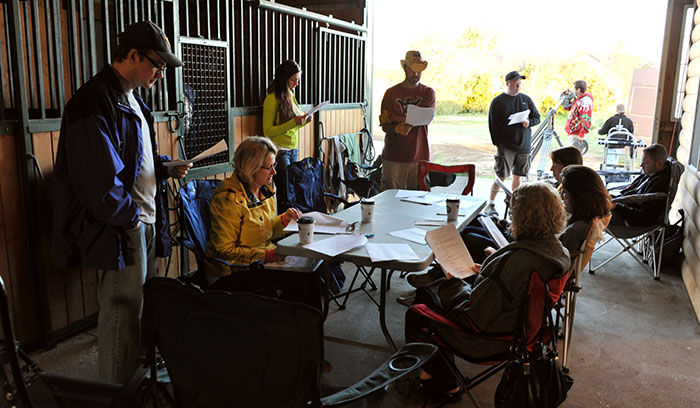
[404,182,571,403]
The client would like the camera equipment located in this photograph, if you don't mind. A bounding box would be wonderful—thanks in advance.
[529,90,573,179]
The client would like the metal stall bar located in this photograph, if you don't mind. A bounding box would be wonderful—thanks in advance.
[21,2,36,110]
[51,0,65,117]
[30,0,46,119]
[7,0,50,347]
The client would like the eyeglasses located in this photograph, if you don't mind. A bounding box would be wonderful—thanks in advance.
[260,162,277,171]
[142,53,166,75]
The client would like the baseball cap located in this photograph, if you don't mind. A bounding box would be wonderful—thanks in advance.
[401,50,428,72]
[505,71,525,82]
[118,21,183,67]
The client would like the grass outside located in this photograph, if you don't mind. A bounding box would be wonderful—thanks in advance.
[373,112,639,179]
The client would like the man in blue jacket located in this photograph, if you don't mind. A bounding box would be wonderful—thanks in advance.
[48,21,190,384]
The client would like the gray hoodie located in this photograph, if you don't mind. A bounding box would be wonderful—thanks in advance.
[439,235,570,336]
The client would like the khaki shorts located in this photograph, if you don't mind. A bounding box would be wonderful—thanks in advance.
[380,159,419,191]
[494,147,530,178]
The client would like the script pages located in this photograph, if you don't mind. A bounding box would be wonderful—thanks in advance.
[478,216,509,248]
[425,225,476,279]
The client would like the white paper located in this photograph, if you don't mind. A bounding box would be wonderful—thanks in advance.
[415,219,447,226]
[405,105,435,126]
[284,211,349,234]
[395,190,428,198]
[495,178,512,198]
[401,194,445,206]
[265,256,322,272]
[305,100,329,116]
[303,234,367,257]
[366,243,419,263]
[507,109,530,125]
[425,225,476,279]
[478,216,509,248]
[163,139,228,167]
[389,228,428,245]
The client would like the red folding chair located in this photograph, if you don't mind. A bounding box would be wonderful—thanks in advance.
[417,160,476,195]
[407,270,568,407]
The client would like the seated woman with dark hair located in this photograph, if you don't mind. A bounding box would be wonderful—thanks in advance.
[405,182,571,401]
[550,146,583,184]
[204,136,301,288]
[559,165,612,260]
[454,146,582,265]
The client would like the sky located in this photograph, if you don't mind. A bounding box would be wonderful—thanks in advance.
[373,0,670,70]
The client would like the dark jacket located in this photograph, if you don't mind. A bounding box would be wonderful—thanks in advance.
[598,113,634,136]
[613,161,671,226]
[439,236,570,336]
[488,92,541,153]
[48,66,172,270]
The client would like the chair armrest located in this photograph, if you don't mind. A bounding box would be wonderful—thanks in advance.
[318,343,437,407]
[612,192,667,204]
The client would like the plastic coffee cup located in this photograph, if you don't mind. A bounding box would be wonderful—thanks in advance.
[361,200,375,223]
[297,216,315,244]
[446,198,460,222]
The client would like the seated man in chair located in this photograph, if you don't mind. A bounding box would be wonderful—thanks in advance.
[610,143,670,227]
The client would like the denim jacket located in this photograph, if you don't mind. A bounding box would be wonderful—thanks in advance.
[48,66,172,270]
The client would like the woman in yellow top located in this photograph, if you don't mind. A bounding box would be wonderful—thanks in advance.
[262,60,311,173]
[204,136,301,285]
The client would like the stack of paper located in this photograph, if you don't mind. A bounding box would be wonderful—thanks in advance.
[395,190,446,205]
[425,225,476,279]
[389,228,427,245]
[265,256,322,272]
[284,211,349,234]
[365,243,419,263]
[406,105,436,126]
[478,216,509,248]
[303,234,367,257]
[164,139,228,167]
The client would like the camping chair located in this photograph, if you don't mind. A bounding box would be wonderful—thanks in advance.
[589,158,685,280]
[276,156,352,215]
[393,160,476,279]
[319,133,381,203]
[179,179,222,278]
[418,160,476,196]
[407,270,569,407]
[556,215,611,372]
[0,276,150,408]
[276,156,377,310]
[142,277,437,408]
[179,179,324,310]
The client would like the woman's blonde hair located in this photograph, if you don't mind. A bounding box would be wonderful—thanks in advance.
[233,136,277,183]
[510,182,566,239]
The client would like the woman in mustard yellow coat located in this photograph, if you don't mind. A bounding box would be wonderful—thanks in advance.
[204,137,301,285]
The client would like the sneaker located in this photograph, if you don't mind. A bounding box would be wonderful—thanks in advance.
[485,203,498,217]
[396,294,416,307]
[406,266,443,288]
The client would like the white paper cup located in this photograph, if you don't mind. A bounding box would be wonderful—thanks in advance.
[298,216,315,244]
[446,198,460,221]
[361,200,375,223]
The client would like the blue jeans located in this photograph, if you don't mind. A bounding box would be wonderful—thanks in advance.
[97,222,156,384]
[276,148,298,174]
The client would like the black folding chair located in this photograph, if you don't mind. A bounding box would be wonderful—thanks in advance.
[590,158,685,280]
[0,276,150,408]
[142,277,437,408]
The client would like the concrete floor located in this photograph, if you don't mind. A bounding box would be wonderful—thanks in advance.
[29,178,700,407]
